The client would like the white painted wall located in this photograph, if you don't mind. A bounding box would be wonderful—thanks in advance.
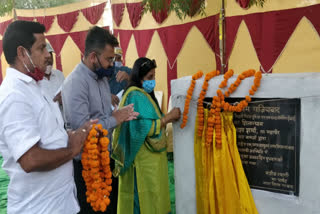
[171,73,320,214]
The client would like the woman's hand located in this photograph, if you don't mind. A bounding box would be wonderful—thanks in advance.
[167,107,181,122]
[161,107,181,127]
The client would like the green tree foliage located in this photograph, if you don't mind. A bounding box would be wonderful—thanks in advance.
[0,0,13,17]
[142,0,206,20]
[142,0,266,20]
[248,0,265,8]
[0,0,81,17]
[15,0,79,9]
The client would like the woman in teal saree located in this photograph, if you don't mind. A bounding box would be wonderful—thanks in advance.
[112,58,181,214]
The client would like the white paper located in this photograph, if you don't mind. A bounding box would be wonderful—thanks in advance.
[111,90,124,111]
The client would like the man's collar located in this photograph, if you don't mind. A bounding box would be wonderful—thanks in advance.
[80,61,99,80]
[7,67,34,83]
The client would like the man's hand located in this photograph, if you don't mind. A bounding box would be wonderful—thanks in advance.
[112,104,139,124]
[67,119,99,157]
[116,71,130,83]
[111,94,120,108]
[53,92,63,105]
[17,118,99,173]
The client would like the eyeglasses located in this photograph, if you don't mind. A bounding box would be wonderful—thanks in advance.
[141,59,157,69]
[94,52,115,64]
[107,57,116,63]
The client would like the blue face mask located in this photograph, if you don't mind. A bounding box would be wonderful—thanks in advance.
[142,80,156,93]
[94,57,114,79]
[114,61,123,68]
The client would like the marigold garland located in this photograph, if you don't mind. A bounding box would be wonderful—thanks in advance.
[180,71,203,129]
[218,70,262,145]
[81,124,112,212]
[219,69,234,88]
[192,69,263,147]
[197,70,220,137]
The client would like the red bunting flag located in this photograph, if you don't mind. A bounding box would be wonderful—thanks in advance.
[112,4,125,27]
[36,16,55,33]
[46,34,69,71]
[57,11,79,32]
[133,29,155,57]
[126,2,144,28]
[81,2,106,25]
[118,30,133,65]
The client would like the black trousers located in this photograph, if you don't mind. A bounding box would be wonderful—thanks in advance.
[73,159,118,214]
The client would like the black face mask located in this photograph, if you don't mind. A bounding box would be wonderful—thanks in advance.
[94,55,114,79]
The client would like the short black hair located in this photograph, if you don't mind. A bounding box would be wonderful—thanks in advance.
[3,21,46,65]
[84,26,119,57]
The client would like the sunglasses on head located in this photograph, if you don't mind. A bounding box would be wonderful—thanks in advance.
[141,59,157,69]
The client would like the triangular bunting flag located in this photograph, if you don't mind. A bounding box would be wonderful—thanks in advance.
[305,4,320,37]
[112,4,125,27]
[236,0,250,9]
[157,22,193,66]
[194,15,219,54]
[81,2,106,25]
[118,30,133,64]
[126,2,144,28]
[113,29,119,38]
[158,22,192,101]
[225,15,243,70]
[244,7,304,73]
[69,30,88,54]
[17,16,34,22]
[151,0,171,24]
[0,19,13,35]
[57,11,79,32]
[152,10,169,25]
[133,29,155,57]
[36,16,55,33]
[46,34,69,71]
[0,39,3,56]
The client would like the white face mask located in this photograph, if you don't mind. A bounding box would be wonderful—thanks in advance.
[114,61,123,68]
[23,49,35,73]
[45,65,52,75]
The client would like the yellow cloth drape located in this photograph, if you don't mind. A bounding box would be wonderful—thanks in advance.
[194,110,258,214]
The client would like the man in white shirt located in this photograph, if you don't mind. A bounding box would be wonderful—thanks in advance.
[39,43,65,105]
[39,43,65,121]
[0,20,97,214]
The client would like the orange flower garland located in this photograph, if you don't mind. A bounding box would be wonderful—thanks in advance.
[217,70,262,145]
[81,124,112,212]
[219,69,234,88]
[181,71,203,129]
[207,90,224,145]
[197,70,220,137]
[223,69,255,98]
[222,70,261,113]
[193,69,263,147]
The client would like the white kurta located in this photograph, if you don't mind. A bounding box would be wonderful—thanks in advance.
[0,68,79,214]
[39,69,65,100]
